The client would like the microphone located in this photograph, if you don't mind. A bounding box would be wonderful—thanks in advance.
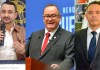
[26,37,32,41]
[0,23,5,46]
[38,36,41,39]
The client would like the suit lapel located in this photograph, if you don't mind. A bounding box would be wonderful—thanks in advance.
[39,27,62,60]
[91,33,100,63]
[35,30,45,59]
[94,34,100,58]
[90,33,100,67]
[80,29,89,61]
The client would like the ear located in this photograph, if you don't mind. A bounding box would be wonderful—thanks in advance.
[0,11,1,18]
[85,13,88,20]
[59,14,61,18]
[14,12,18,19]
[0,12,1,18]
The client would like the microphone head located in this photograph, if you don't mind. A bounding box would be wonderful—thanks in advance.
[0,22,5,46]
[1,23,5,34]
[1,23,5,30]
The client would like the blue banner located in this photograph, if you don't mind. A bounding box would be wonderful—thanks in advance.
[26,0,75,39]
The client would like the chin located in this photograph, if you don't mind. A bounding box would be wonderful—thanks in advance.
[47,28,55,31]
[47,26,54,28]
[3,21,10,24]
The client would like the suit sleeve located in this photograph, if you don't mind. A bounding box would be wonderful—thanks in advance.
[26,33,33,57]
[59,34,75,70]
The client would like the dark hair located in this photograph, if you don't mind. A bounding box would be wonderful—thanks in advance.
[43,4,60,15]
[1,1,17,12]
[86,1,100,10]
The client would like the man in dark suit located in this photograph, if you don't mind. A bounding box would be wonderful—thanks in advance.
[26,4,75,70]
[74,1,100,70]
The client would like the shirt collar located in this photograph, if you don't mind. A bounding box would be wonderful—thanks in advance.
[6,23,15,34]
[88,27,100,35]
[13,24,20,32]
[45,26,59,37]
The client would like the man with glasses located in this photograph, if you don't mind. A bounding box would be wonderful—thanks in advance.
[26,4,74,70]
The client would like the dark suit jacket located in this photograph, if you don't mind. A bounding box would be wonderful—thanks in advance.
[26,27,75,70]
[74,28,100,70]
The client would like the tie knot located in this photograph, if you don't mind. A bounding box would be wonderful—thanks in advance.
[46,32,50,37]
[91,31,97,36]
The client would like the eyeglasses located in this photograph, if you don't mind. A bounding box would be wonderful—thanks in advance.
[43,14,60,19]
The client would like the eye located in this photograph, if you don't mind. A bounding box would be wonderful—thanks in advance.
[8,10,13,14]
[1,10,6,14]
[51,14,57,17]
[43,14,60,19]
[96,11,100,14]
[88,11,93,14]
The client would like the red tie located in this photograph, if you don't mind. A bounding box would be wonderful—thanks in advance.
[41,32,50,54]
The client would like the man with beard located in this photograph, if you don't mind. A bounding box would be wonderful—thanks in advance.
[0,1,25,60]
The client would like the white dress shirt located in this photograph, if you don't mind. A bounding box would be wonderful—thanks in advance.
[41,26,59,49]
[0,26,17,60]
[87,27,100,51]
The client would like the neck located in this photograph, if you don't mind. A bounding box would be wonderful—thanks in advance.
[5,22,14,32]
[89,25,100,31]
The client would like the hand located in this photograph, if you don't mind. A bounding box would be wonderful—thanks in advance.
[14,41,25,54]
[51,64,60,69]
[0,31,4,41]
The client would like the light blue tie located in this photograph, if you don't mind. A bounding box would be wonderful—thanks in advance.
[88,31,97,63]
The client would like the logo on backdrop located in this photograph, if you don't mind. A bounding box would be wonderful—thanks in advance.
[12,0,26,26]
[60,6,75,32]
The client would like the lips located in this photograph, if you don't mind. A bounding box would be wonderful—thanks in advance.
[91,19,98,21]
[48,22,54,24]
[2,17,10,22]
[48,21,55,24]
[3,17,10,20]
[47,22,55,26]
[46,21,56,27]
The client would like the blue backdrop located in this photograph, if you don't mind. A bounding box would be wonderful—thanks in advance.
[26,0,75,39]
[26,0,75,70]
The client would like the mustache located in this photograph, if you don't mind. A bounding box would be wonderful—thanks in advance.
[3,17,10,19]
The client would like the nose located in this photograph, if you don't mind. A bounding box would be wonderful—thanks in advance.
[48,17,52,20]
[5,13,9,17]
[92,13,97,18]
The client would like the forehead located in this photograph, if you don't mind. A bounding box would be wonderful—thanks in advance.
[1,4,15,11]
[87,4,100,11]
[44,6,59,14]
